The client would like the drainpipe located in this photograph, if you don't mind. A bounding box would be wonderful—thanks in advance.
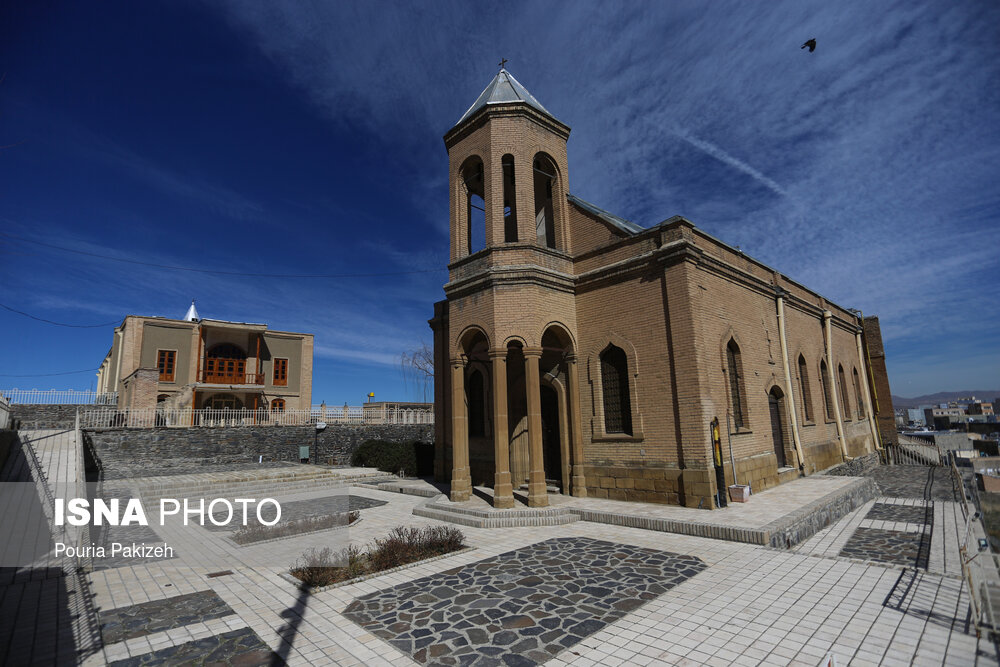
[775,290,805,471]
[853,317,882,452]
[824,311,849,460]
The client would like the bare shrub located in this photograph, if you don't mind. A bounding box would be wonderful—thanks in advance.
[289,525,466,589]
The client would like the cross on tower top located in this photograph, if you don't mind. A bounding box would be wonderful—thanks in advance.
[498,58,508,70]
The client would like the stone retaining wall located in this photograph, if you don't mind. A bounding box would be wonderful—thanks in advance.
[11,404,87,429]
[822,451,881,477]
[84,424,433,478]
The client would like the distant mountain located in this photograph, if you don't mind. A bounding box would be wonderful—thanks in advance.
[892,391,1000,409]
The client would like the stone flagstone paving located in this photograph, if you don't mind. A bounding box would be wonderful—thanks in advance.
[839,526,931,569]
[106,627,280,666]
[343,536,706,666]
[99,590,234,645]
[866,501,932,524]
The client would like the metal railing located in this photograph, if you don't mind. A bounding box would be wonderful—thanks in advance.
[0,389,118,405]
[78,406,434,429]
[882,434,945,466]
[949,455,1000,639]
[199,371,265,385]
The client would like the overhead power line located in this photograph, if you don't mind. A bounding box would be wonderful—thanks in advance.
[0,231,445,279]
[0,302,121,328]
[0,368,99,377]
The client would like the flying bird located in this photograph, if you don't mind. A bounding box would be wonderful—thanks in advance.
[801,38,816,52]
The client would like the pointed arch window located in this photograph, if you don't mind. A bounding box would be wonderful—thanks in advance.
[838,364,851,419]
[797,355,813,423]
[853,367,865,419]
[726,340,747,428]
[601,345,632,435]
[820,360,834,420]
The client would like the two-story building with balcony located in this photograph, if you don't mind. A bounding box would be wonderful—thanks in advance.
[95,303,313,414]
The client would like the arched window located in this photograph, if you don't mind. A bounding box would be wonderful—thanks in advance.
[838,364,851,419]
[726,340,747,428]
[467,369,485,437]
[601,344,632,435]
[853,368,865,419]
[533,154,558,250]
[820,360,834,420]
[797,355,813,422]
[502,155,518,243]
[270,398,285,412]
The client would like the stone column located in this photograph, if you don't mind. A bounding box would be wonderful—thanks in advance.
[490,348,515,508]
[450,357,472,501]
[566,354,587,497]
[523,347,548,507]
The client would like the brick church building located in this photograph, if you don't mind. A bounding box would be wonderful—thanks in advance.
[430,69,896,510]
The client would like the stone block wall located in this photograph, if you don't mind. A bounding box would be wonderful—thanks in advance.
[84,423,433,478]
[11,404,87,429]
[821,451,881,477]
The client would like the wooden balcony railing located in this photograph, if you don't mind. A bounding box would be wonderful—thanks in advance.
[200,370,265,385]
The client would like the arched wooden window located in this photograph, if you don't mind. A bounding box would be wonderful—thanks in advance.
[853,368,865,419]
[797,355,813,422]
[726,340,747,428]
[467,369,485,437]
[601,344,632,435]
[838,364,851,419]
[820,360,834,420]
[271,398,285,412]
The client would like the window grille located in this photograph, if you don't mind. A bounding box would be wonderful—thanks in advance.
[601,345,632,435]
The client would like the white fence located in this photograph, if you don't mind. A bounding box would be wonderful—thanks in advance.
[78,406,434,429]
[0,389,118,405]
[0,394,9,430]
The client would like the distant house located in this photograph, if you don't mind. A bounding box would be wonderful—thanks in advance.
[96,303,313,413]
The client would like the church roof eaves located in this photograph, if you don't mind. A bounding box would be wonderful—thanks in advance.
[567,194,645,235]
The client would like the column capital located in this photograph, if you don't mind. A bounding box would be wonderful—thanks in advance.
[522,347,543,359]
[564,352,579,364]
[487,348,508,360]
[449,356,466,369]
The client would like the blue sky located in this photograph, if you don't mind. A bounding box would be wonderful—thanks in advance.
[1,0,997,402]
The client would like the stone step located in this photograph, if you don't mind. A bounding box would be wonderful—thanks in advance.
[412,499,580,529]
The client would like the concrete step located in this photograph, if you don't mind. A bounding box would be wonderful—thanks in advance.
[137,470,395,501]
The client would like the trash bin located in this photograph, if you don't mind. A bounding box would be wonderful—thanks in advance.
[299,446,310,463]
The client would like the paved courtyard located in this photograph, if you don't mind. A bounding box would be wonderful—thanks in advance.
[1,430,997,666]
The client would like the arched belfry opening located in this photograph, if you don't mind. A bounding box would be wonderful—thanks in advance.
[533,153,559,249]
[502,154,518,243]
[460,156,486,256]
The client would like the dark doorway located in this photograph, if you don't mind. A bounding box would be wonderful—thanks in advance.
[540,385,561,489]
[769,389,787,468]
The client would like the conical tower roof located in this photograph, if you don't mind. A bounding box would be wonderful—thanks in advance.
[455,69,557,126]
[183,300,199,322]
